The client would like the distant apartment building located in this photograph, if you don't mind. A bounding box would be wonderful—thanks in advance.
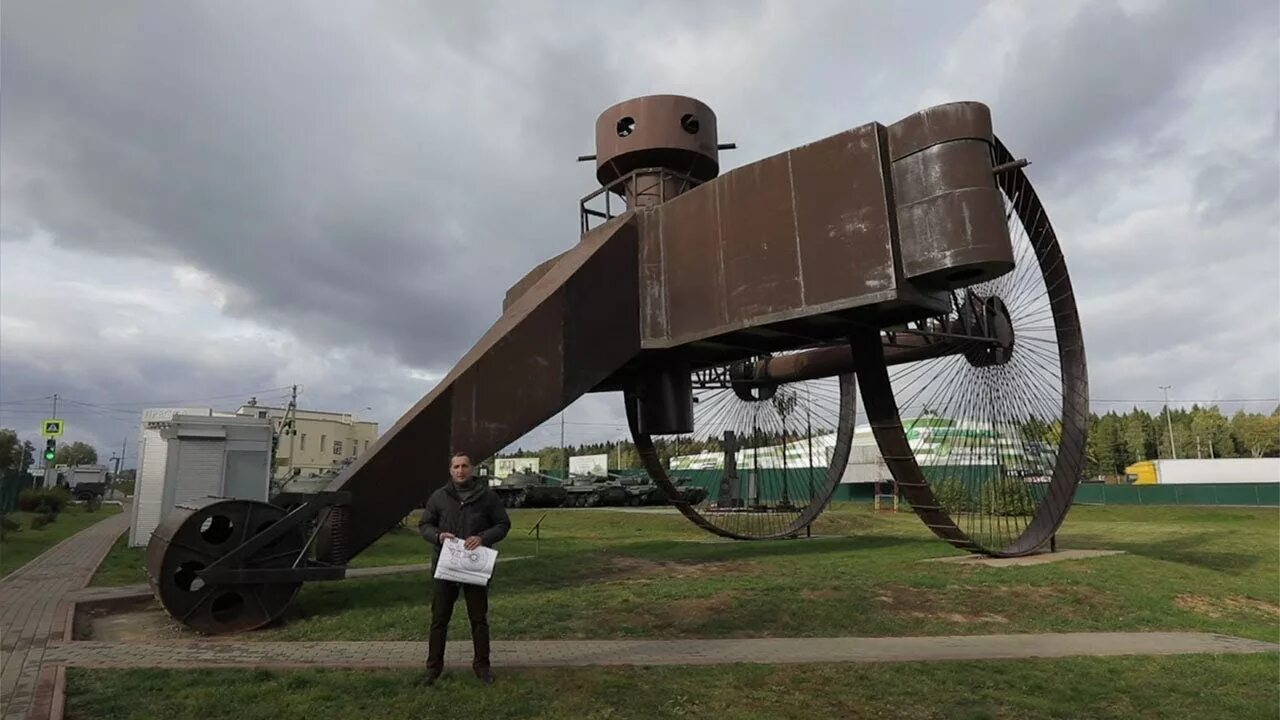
[237,401,379,478]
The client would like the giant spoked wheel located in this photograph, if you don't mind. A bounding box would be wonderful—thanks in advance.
[627,351,857,540]
[850,136,1089,557]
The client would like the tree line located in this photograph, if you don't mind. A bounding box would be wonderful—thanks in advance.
[495,405,1280,479]
[1086,405,1280,478]
[0,429,100,475]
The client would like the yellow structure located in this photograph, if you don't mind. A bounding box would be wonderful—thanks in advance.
[1123,461,1157,485]
[237,403,379,478]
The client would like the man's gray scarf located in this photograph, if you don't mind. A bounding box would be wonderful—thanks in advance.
[453,478,484,504]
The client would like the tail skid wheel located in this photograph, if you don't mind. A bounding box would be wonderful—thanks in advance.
[628,357,857,540]
[146,497,307,634]
[852,136,1089,557]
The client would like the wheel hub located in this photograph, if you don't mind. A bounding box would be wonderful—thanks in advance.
[729,356,779,401]
[959,294,1015,367]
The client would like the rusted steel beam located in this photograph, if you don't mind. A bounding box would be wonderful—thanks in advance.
[744,335,970,385]
[320,97,1015,562]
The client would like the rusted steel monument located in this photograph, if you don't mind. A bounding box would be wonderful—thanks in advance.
[147,96,1088,634]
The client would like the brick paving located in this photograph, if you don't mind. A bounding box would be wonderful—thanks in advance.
[40,632,1279,671]
[0,509,128,720]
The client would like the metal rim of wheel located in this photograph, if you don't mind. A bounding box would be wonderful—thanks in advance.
[628,352,857,540]
[850,135,1089,557]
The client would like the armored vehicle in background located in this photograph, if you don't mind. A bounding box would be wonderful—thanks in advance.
[666,476,709,506]
[490,472,569,508]
[616,475,664,506]
[562,474,628,507]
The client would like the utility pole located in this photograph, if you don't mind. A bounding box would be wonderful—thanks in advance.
[284,384,299,480]
[1159,385,1178,460]
[559,411,566,479]
[115,437,127,477]
[51,393,59,419]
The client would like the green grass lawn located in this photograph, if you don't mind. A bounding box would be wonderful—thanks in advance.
[1,504,121,579]
[86,503,1280,645]
[90,534,148,587]
[89,513,439,587]
[65,653,1280,720]
[252,503,1279,643]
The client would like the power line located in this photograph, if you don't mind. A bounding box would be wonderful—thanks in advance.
[0,395,55,406]
[0,386,294,411]
[84,386,295,409]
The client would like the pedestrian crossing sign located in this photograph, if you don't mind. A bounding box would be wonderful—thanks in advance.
[41,419,64,438]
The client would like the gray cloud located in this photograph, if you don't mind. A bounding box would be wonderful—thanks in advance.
[2,0,1277,462]
[988,0,1278,185]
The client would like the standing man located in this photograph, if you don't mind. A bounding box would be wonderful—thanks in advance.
[418,451,511,686]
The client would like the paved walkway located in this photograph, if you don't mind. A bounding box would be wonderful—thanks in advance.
[40,632,1278,670]
[0,509,129,720]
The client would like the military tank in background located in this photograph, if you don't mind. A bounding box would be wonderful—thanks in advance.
[665,476,710,506]
[489,471,569,509]
[611,474,710,506]
[615,475,664,506]
[562,474,628,507]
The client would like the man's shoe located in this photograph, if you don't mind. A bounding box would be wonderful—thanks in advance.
[420,670,442,687]
[477,668,495,686]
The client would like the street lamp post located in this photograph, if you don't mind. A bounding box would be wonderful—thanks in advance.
[1159,385,1178,460]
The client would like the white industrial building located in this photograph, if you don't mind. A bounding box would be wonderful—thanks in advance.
[128,408,273,548]
[493,457,540,478]
[666,416,1055,485]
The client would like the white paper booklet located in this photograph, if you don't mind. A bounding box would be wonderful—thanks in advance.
[433,537,499,586]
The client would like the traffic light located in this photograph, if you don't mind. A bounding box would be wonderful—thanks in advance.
[44,438,56,462]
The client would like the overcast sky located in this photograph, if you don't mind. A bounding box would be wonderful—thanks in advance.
[2,0,1277,465]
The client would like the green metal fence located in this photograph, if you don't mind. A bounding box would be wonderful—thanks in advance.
[0,472,37,513]
[1072,482,1279,507]
[515,468,1278,507]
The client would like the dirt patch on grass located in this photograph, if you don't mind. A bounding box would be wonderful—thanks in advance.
[599,555,763,581]
[873,583,1108,625]
[79,599,315,642]
[1175,594,1280,620]
[800,588,845,601]
[666,595,735,624]
[80,600,225,642]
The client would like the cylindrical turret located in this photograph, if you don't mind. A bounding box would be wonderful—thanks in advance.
[594,95,720,207]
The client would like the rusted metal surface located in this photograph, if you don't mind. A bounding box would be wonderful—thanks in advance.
[593,95,720,193]
[503,249,570,312]
[887,102,1015,289]
[323,97,1018,557]
[634,122,905,351]
[321,215,641,559]
[744,335,961,385]
[147,95,1086,633]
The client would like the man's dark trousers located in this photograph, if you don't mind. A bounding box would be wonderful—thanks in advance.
[427,577,490,673]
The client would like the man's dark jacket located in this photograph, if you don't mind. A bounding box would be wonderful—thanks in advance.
[418,481,511,560]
